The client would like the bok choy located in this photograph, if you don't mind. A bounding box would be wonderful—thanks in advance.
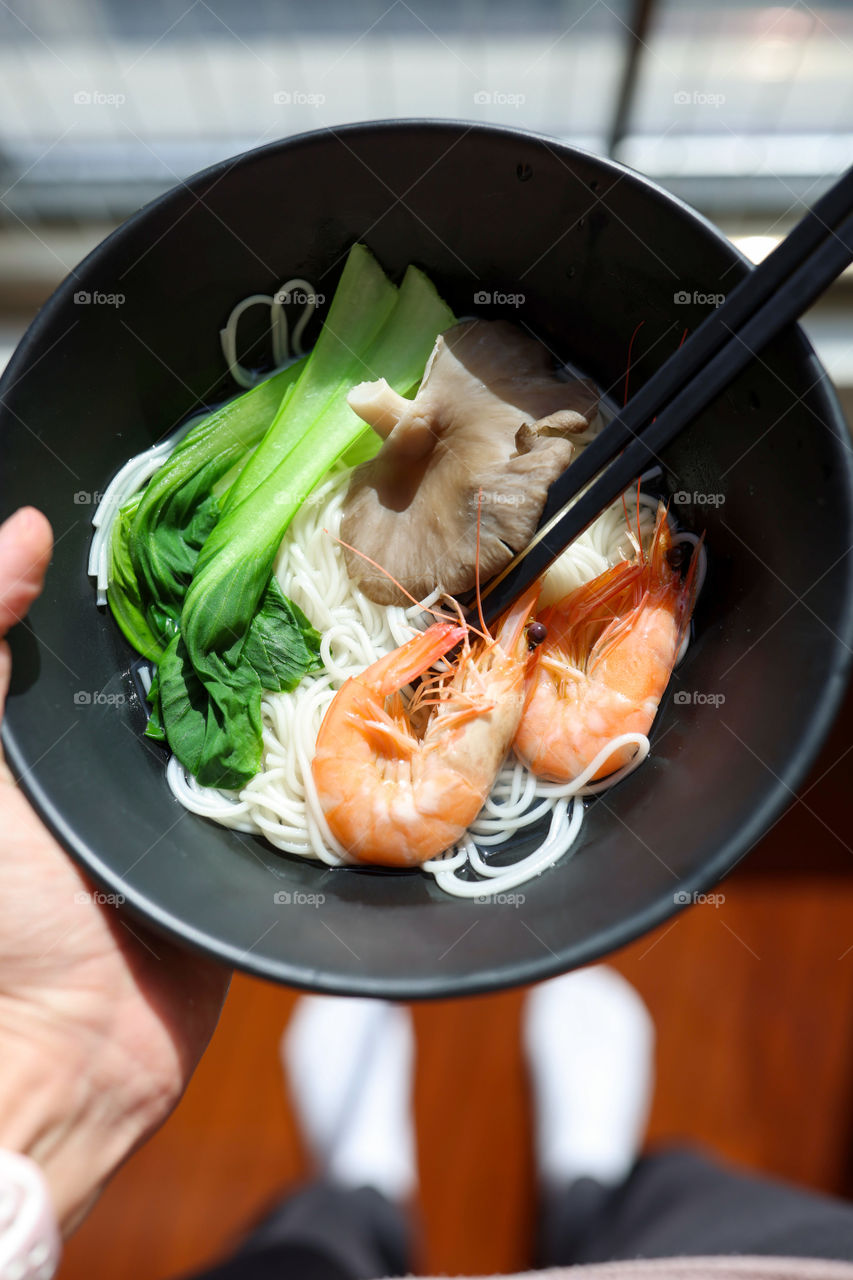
[116,357,307,659]
[110,243,454,791]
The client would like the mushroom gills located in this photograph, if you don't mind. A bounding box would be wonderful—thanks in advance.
[340,320,604,606]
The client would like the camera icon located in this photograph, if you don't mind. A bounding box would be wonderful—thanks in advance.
[673,690,691,705]
[673,889,691,904]
[673,290,691,304]
[273,91,291,105]
[73,90,92,105]
[473,90,492,105]
[273,890,291,904]
[73,691,92,706]
[73,290,92,304]
[73,490,91,505]
[673,91,691,105]
[473,290,491,305]
[671,491,690,505]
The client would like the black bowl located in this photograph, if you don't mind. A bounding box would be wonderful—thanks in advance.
[2,120,852,997]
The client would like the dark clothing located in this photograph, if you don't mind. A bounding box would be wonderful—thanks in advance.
[184,1183,410,1280]
[184,1148,853,1280]
[540,1150,853,1266]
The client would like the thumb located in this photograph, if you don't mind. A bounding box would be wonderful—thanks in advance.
[0,507,53,638]
[0,507,53,720]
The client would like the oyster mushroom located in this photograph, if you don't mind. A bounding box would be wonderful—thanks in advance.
[340,319,602,605]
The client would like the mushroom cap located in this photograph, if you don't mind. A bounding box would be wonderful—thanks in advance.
[341,320,602,606]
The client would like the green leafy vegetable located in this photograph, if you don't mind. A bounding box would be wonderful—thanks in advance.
[107,493,164,662]
[144,670,166,742]
[168,249,454,789]
[109,244,454,791]
[157,580,321,787]
[123,357,306,651]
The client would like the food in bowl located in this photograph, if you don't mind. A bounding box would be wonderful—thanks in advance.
[90,243,703,899]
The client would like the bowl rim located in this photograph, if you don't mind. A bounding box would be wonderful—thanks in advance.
[3,117,853,998]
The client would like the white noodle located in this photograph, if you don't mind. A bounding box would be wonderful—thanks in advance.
[219,278,320,388]
[426,799,585,897]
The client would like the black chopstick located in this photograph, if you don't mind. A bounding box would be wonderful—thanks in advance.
[535,165,853,533]
[476,177,853,627]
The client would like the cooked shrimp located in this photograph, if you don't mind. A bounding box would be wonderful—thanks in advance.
[514,506,700,783]
[311,585,540,867]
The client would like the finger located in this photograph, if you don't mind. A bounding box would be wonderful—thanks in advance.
[0,507,53,639]
[0,639,10,733]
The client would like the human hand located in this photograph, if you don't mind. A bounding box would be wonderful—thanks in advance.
[0,507,231,1233]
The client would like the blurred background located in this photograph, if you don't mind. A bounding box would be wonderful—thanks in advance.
[1,1,851,1277]
[1,0,851,404]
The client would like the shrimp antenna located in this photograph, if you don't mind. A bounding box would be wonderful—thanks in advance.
[328,532,489,645]
[619,480,645,565]
[473,487,492,642]
[623,320,645,407]
[326,531,456,625]
[438,593,485,648]
[617,324,687,568]
[619,323,647,559]
[635,481,644,566]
